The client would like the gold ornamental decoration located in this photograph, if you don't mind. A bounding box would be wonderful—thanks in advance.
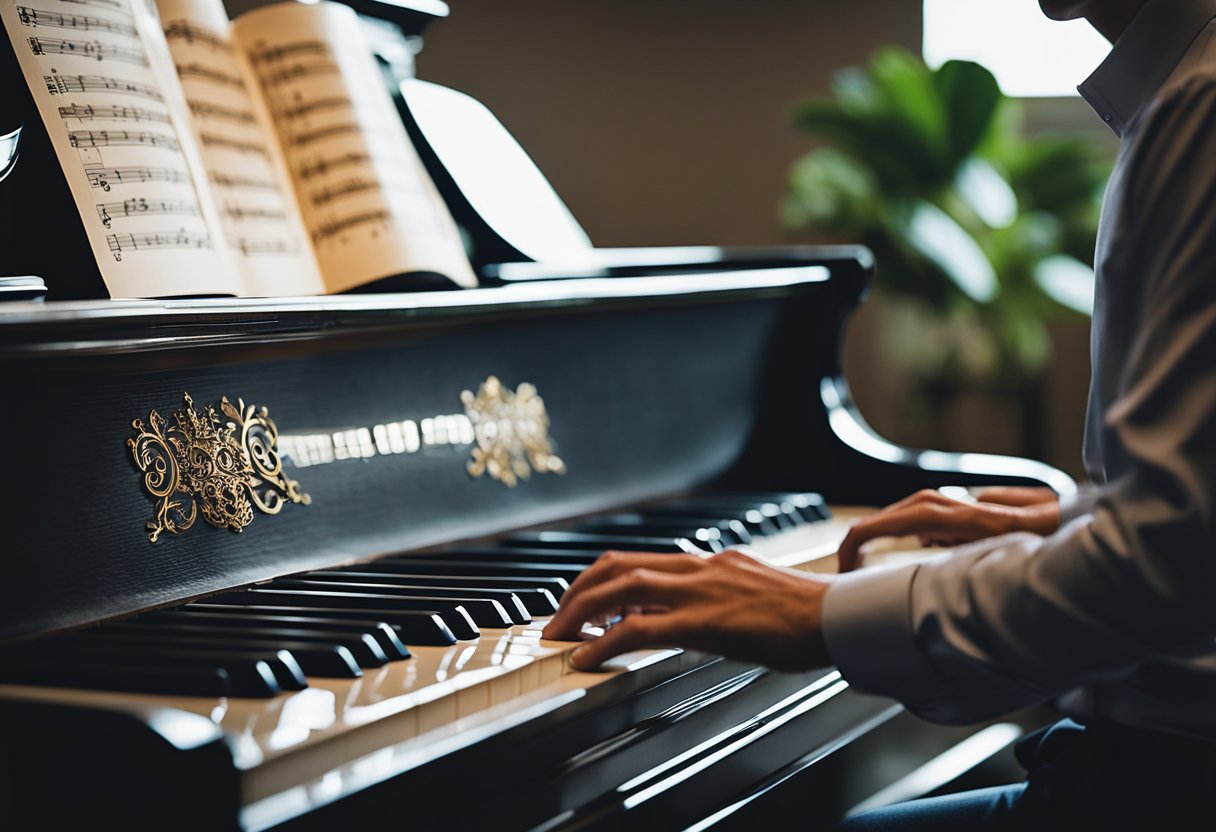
[461,376,566,487]
[128,394,310,542]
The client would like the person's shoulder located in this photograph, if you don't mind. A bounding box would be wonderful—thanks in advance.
[1130,67,1216,139]
[1121,69,1216,212]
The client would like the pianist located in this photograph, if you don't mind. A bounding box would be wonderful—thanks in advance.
[545,0,1216,827]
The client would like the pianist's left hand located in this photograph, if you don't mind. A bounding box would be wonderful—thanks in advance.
[542,549,834,673]
[835,487,1060,573]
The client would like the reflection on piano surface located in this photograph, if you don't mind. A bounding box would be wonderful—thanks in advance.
[0,256,1072,831]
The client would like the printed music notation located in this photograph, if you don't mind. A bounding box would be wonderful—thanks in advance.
[44,73,163,101]
[247,40,327,64]
[96,197,199,228]
[188,100,255,125]
[84,163,190,191]
[298,152,371,181]
[163,19,231,52]
[311,209,390,243]
[310,177,377,207]
[59,0,127,13]
[224,204,287,222]
[105,229,212,260]
[208,170,278,190]
[59,103,169,123]
[278,96,350,121]
[260,59,338,88]
[16,6,136,37]
[69,129,179,151]
[288,122,360,148]
[238,238,302,256]
[175,61,245,88]
[199,132,268,157]
[28,35,146,65]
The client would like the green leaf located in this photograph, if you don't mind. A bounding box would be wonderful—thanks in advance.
[935,59,1002,166]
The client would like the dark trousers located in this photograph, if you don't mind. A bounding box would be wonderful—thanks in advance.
[838,718,1216,831]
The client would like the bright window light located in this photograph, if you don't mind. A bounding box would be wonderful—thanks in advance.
[923,0,1111,97]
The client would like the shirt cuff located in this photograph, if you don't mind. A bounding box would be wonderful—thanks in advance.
[821,563,941,700]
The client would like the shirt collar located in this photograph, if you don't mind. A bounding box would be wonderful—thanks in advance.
[1078,0,1216,137]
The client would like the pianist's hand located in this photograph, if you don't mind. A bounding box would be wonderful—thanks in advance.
[836,488,1060,572]
[541,549,833,673]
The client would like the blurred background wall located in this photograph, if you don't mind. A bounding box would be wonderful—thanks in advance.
[418,0,1107,483]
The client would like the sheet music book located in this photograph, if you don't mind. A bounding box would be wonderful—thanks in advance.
[0,0,477,297]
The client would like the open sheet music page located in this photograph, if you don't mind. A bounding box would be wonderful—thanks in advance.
[232,2,477,291]
[0,0,241,298]
[156,0,322,296]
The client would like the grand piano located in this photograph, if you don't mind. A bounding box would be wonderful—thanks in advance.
[0,2,1074,829]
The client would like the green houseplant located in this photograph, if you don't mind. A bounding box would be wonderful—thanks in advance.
[783,46,1109,455]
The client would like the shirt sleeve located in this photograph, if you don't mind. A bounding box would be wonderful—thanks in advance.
[822,75,1216,725]
[1058,482,1100,524]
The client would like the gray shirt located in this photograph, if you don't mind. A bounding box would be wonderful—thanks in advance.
[822,0,1216,741]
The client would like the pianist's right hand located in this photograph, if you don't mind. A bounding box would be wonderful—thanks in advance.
[542,549,834,673]
[835,487,1061,573]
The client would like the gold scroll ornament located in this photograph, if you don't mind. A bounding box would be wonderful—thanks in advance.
[128,394,310,542]
[462,376,566,487]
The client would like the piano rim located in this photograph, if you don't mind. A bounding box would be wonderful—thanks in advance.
[0,246,874,358]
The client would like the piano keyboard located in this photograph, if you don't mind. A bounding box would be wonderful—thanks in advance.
[0,492,930,826]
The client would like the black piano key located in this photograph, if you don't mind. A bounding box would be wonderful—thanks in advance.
[581,514,752,547]
[106,621,390,668]
[641,504,779,536]
[667,498,801,532]
[320,566,570,601]
[65,638,318,687]
[574,521,729,552]
[207,590,485,639]
[704,491,831,522]
[26,645,287,697]
[263,581,526,627]
[301,571,562,615]
[378,558,587,582]
[183,603,459,647]
[276,577,541,622]
[145,610,411,659]
[0,661,233,697]
[500,531,706,554]
[423,548,601,566]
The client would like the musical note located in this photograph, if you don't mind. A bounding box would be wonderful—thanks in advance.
[105,230,212,260]
[95,198,199,228]
[311,209,391,243]
[224,204,287,222]
[175,62,245,89]
[298,152,371,181]
[44,74,163,101]
[84,163,190,191]
[288,122,361,148]
[238,238,302,256]
[248,40,327,64]
[261,59,338,87]
[17,6,136,37]
[59,103,170,124]
[69,129,180,151]
[28,35,146,65]
[309,178,377,207]
[199,133,269,157]
[278,96,350,121]
[208,171,279,191]
[188,100,255,125]
[163,20,231,52]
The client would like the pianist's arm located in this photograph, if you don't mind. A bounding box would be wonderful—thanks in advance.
[547,77,1216,734]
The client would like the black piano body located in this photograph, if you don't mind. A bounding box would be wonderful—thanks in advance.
[0,248,1073,831]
